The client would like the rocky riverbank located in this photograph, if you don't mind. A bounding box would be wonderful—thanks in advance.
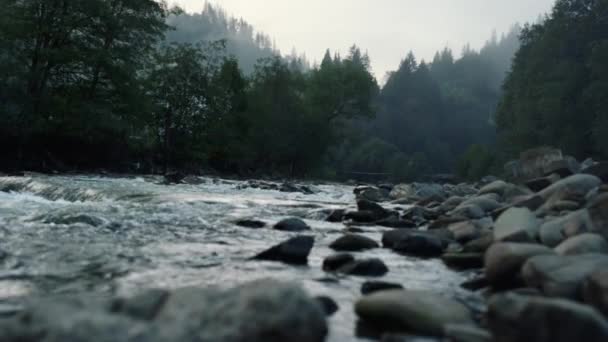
[1,154,608,341]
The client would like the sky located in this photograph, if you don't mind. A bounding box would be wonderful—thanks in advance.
[171,0,556,79]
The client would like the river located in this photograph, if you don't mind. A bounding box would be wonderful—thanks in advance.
[0,174,480,341]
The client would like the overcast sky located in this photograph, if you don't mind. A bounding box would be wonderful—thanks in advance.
[171,0,555,79]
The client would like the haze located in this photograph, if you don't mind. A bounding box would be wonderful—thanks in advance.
[172,0,555,77]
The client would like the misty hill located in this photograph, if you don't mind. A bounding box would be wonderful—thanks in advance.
[328,25,522,181]
[166,3,307,74]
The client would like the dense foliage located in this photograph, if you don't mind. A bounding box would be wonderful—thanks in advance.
[1,1,537,180]
[0,1,375,175]
[497,0,608,161]
[327,27,521,181]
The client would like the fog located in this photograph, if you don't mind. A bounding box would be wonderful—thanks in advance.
[172,0,555,77]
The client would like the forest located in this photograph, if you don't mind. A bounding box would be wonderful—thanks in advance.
[1,0,606,181]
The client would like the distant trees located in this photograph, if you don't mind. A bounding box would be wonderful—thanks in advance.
[327,26,522,181]
[497,0,608,161]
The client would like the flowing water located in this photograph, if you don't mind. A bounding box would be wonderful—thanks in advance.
[0,175,480,341]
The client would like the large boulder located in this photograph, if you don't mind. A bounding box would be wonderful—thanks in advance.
[487,292,608,342]
[356,186,390,202]
[493,207,540,242]
[588,193,608,239]
[521,254,608,299]
[539,209,594,247]
[484,243,554,288]
[538,174,601,201]
[389,183,445,200]
[555,234,608,256]
[355,290,473,336]
[337,258,389,277]
[583,162,608,183]
[329,234,379,252]
[0,280,328,342]
[274,218,311,232]
[253,236,314,265]
[583,270,608,317]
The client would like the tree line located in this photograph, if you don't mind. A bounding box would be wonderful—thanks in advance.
[3,0,594,182]
[0,1,374,176]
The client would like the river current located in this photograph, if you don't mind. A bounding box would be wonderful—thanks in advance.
[0,174,479,341]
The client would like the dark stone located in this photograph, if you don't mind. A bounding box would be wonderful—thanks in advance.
[235,219,266,229]
[338,258,389,277]
[314,296,339,316]
[525,176,553,192]
[583,162,608,183]
[322,253,355,272]
[375,216,416,229]
[274,218,311,232]
[345,211,379,223]
[253,236,314,265]
[329,234,379,252]
[326,209,345,222]
[442,253,484,270]
[389,232,445,257]
[361,281,404,295]
[487,292,608,342]
[163,172,186,184]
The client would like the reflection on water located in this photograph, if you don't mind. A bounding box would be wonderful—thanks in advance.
[0,175,478,341]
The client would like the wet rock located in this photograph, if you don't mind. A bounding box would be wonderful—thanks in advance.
[163,171,186,184]
[155,279,328,342]
[588,193,608,239]
[462,233,494,253]
[355,290,473,336]
[487,292,608,342]
[538,174,601,201]
[449,204,485,220]
[338,258,389,277]
[344,210,380,223]
[478,180,509,196]
[583,270,608,316]
[582,162,608,183]
[280,182,314,194]
[356,186,390,202]
[42,213,105,227]
[390,232,445,258]
[326,209,345,222]
[525,176,554,192]
[235,219,266,229]
[390,183,445,201]
[448,220,487,244]
[322,253,355,272]
[375,216,416,229]
[357,199,391,220]
[539,209,593,247]
[555,233,608,256]
[361,281,404,295]
[112,289,169,321]
[0,301,154,342]
[484,243,554,288]
[274,218,311,232]
[522,254,608,299]
[442,253,484,270]
[253,236,314,265]
[444,324,492,342]
[493,207,540,242]
[458,195,502,213]
[329,234,379,251]
[314,296,339,316]
[438,196,465,213]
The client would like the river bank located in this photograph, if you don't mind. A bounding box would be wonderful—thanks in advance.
[0,167,608,341]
